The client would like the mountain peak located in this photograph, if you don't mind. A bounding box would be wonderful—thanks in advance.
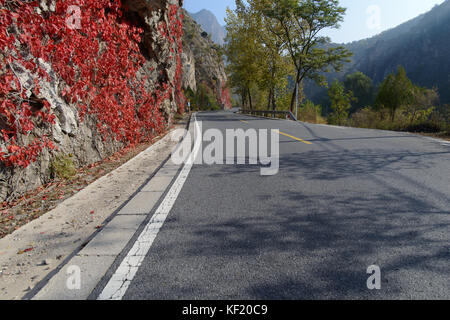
[189,9,226,46]
[194,9,215,16]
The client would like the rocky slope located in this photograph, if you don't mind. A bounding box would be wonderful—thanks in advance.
[0,0,186,201]
[190,9,227,46]
[182,10,230,109]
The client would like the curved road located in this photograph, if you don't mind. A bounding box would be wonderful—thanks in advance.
[34,111,450,300]
[107,111,450,299]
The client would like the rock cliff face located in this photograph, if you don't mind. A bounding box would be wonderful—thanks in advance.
[124,0,185,119]
[182,10,229,109]
[0,0,185,200]
[181,42,197,93]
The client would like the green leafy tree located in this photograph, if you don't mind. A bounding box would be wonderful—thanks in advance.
[186,84,220,111]
[224,2,262,110]
[375,66,414,122]
[260,0,352,112]
[328,80,355,125]
[406,86,439,124]
[225,0,294,111]
[247,0,294,111]
[344,71,374,112]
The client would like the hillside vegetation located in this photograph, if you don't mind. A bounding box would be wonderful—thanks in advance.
[345,0,450,104]
[224,0,449,136]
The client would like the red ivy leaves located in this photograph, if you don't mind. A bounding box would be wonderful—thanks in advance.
[0,0,185,168]
[220,84,232,110]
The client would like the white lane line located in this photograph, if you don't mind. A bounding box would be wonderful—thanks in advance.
[98,115,201,300]
[421,136,450,147]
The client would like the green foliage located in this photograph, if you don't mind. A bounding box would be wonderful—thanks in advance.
[350,101,447,134]
[213,44,226,65]
[327,66,448,134]
[375,66,440,126]
[184,18,197,40]
[224,4,260,109]
[338,1,450,104]
[327,80,355,125]
[435,104,450,125]
[350,107,446,133]
[404,86,439,124]
[375,66,414,122]
[298,100,326,124]
[51,154,77,180]
[349,107,382,129]
[344,71,374,112]
[260,0,352,110]
[185,84,220,111]
[305,2,450,107]
[224,0,352,111]
[273,85,295,112]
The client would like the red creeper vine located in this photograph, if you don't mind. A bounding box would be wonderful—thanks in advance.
[0,0,185,168]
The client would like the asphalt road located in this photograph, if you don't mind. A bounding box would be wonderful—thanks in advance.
[103,111,450,299]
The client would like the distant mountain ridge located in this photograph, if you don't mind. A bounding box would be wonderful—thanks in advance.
[307,0,450,105]
[189,9,226,46]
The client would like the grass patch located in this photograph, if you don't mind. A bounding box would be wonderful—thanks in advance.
[50,154,77,180]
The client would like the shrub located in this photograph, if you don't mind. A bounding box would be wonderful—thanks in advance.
[350,106,448,133]
[187,83,221,111]
[350,107,382,129]
[51,154,77,180]
[404,122,444,133]
[327,80,355,126]
[298,100,326,124]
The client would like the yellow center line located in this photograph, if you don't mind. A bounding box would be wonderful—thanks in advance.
[276,130,312,145]
[240,120,249,124]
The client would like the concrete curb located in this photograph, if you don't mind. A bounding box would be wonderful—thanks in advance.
[25,116,193,300]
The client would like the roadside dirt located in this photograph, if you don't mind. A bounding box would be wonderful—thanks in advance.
[1,142,161,239]
[417,132,450,141]
[0,115,188,300]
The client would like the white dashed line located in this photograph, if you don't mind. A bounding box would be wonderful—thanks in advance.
[98,115,201,300]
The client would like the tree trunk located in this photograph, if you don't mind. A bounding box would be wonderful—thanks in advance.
[290,83,297,113]
[290,70,301,112]
[269,65,276,114]
[272,92,277,112]
[248,88,253,110]
[267,88,272,110]
[241,91,247,109]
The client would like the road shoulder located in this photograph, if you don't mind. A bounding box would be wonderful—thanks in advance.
[0,125,185,300]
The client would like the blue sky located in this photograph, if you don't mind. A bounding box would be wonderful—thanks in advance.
[183,0,446,43]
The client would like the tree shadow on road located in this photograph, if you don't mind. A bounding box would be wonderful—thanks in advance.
[180,147,450,299]
[182,187,449,299]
